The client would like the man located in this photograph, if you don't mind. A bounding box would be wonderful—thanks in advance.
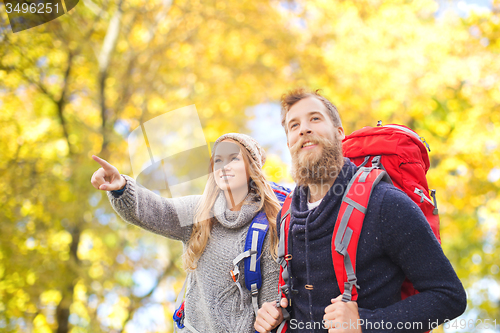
[254,89,466,333]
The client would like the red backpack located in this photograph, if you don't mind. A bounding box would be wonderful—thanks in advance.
[275,123,440,333]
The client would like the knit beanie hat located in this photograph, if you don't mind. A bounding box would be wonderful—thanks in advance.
[213,133,267,169]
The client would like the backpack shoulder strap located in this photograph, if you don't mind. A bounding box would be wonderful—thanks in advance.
[276,192,293,333]
[278,192,293,299]
[244,211,269,315]
[230,211,269,316]
[332,165,390,302]
[229,184,292,319]
[270,181,291,203]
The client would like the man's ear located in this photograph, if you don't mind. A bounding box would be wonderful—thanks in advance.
[337,127,345,140]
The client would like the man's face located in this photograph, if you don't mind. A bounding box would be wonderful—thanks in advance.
[285,96,346,186]
[285,96,345,156]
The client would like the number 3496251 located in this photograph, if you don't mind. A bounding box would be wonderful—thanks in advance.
[5,2,61,14]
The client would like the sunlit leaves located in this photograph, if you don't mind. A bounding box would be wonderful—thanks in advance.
[1,0,500,331]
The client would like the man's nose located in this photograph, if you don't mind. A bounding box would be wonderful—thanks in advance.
[300,123,312,136]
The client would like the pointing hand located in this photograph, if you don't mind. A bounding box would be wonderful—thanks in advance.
[90,155,126,191]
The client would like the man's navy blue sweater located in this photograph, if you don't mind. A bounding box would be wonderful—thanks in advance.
[278,159,466,333]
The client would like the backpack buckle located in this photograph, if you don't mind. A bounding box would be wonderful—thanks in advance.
[347,276,360,290]
[280,284,289,295]
[336,244,347,256]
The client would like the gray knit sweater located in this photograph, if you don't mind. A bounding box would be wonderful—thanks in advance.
[107,175,279,332]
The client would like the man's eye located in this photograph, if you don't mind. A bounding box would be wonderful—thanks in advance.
[312,117,319,121]
[290,123,298,129]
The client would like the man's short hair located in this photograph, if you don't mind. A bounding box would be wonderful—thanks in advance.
[280,88,342,133]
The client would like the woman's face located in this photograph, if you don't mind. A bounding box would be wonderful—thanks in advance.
[213,140,250,193]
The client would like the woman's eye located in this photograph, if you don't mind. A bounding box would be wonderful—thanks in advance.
[214,159,221,163]
[232,157,239,161]
[312,117,319,121]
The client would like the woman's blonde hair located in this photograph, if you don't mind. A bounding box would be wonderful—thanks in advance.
[182,140,282,271]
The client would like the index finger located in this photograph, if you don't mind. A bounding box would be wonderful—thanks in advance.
[331,295,343,303]
[92,155,114,170]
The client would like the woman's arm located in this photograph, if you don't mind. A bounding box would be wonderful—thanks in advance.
[107,174,200,242]
[91,155,200,242]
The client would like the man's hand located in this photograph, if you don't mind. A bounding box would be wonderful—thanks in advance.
[323,295,361,333]
[254,298,287,333]
[90,155,126,191]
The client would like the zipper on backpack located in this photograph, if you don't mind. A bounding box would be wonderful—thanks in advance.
[420,137,431,152]
[430,189,439,215]
[384,124,431,152]
[414,188,435,207]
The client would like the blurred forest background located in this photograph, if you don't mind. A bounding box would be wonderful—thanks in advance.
[1,0,500,332]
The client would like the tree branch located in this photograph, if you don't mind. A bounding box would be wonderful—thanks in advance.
[0,37,74,156]
[56,51,75,156]
[98,0,124,153]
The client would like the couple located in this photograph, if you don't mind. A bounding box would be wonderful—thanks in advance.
[91,89,466,333]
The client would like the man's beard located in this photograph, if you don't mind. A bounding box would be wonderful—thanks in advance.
[290,134,344,187]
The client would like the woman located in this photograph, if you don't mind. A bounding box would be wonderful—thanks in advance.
[90,133,289,333]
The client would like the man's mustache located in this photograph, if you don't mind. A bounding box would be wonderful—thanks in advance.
[290,135,325,153]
